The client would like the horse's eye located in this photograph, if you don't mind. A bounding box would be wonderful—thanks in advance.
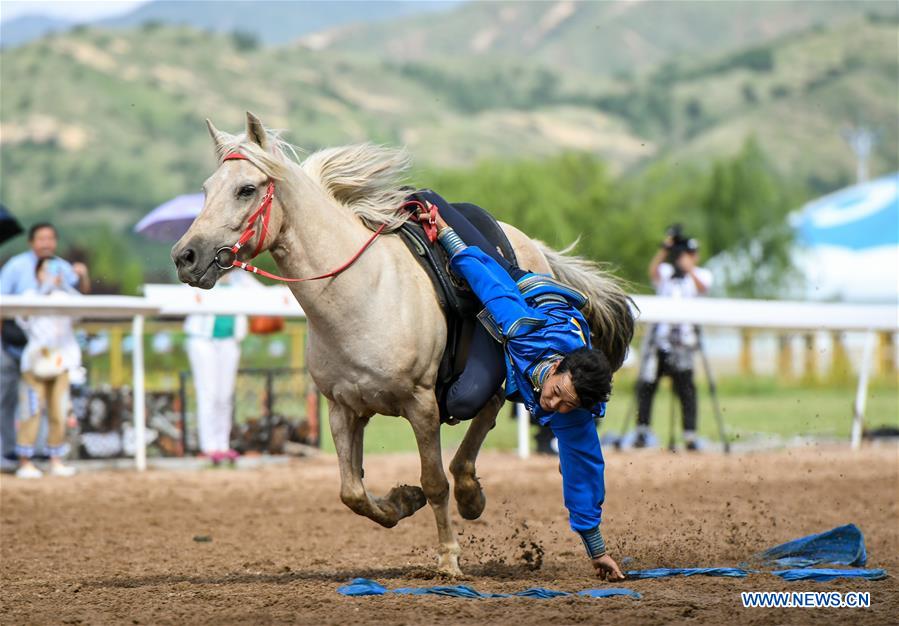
[237,185,256,198]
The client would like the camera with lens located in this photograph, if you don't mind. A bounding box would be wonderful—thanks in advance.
[663,224,699,277]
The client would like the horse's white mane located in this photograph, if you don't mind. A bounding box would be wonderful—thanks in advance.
[215,127,412,232]
[302,144,413,232]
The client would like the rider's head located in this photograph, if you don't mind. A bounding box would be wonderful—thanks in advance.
[539,348,612,414]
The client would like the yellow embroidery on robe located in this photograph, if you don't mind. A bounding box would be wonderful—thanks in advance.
[571,318,586,346]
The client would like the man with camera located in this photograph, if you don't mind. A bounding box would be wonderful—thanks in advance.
[634,225,712,451]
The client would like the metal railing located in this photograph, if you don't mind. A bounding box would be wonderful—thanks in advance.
[177,367,321,455]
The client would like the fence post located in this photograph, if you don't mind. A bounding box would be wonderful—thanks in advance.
[878,332,896,378]
[739,329,754,376]
[109,326,124,387]
[851,332,876,450]
[265,370,275,446]
[290,323,305,395]
[777,333,793,381]
[802,333,818,384]
[132,315,146,472]
[829,331,850,384]
[179,371,188,456]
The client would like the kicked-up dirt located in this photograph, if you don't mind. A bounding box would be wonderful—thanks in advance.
[1,444,897,624]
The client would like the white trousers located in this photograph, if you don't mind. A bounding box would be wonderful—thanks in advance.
[186,337,240,454]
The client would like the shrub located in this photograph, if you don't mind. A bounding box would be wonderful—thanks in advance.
[231,30,259,52]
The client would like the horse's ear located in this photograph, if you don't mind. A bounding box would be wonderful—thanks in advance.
[246,111,269,151]
[206,118,225,158]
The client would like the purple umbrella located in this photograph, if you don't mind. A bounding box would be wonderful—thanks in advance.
[134,193,205,241]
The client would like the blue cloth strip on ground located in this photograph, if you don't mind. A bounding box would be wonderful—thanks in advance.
[338,579,389,596]
[756,524,867,567]
[772,568,887,582]
[625,567,750,579]
[577,589,643,598]
[337,578,641,599]
[337,526,886,600]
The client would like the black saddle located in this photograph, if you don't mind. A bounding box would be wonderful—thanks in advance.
[397,190,517,422]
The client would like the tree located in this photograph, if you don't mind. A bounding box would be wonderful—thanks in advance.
[698,137,798,297]
[417,140,800,298]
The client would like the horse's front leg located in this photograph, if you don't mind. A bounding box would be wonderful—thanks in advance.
[330,401,426,527]
[449,393,503,520]
[407,391,462,577]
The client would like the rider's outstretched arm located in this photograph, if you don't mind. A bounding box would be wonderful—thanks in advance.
[550,409,624,580]
[550,409,605,535]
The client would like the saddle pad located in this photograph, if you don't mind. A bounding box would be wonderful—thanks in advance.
[396,190,517,422]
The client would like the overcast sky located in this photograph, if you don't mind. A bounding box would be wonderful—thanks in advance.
[1,1,146,23]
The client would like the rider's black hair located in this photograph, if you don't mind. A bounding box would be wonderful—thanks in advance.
[556,347,612,410]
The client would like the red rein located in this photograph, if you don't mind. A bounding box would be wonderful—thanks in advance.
[220,151,388,283]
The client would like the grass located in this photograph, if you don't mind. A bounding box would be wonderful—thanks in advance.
[84,325,898,455]
[315,380,899,455]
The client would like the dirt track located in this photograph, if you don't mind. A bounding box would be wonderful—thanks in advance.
[1,445,897,624]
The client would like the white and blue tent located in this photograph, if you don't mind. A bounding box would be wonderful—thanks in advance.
[791,173,898,303]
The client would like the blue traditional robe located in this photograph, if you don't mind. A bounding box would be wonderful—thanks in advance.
[440,233,606,534]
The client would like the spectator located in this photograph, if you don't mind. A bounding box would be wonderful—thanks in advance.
[634,225,712,451]
[0,223,89,471]
[184,270,257,465]
[15,257,82,478]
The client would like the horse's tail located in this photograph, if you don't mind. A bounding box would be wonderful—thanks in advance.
[535,240,636,371]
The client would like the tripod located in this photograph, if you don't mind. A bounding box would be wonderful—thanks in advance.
[694,326,730,454]
[618,325,730,453]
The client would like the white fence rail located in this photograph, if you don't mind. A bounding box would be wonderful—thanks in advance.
[2,290,896,467]
[631,295,897,331]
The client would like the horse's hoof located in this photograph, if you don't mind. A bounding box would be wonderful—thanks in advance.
[437,555,464,579]
[454,477,486,520]
[387,484,427,519]
[437,565,465,579]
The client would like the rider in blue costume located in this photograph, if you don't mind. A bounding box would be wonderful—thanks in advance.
[434,213,626,581]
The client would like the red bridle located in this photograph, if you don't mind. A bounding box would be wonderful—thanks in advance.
[215,151,388,283]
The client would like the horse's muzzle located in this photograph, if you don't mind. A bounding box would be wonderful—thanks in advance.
[172,238,220,288]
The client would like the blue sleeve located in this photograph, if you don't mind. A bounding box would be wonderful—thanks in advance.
[0,261,15,295]
[56,258,79,289]
[0,256,23,295]
[449,245,547,337]
[549,409,605,532]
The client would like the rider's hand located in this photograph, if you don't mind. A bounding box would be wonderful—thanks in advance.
[435,213,449,232]
[591,553,626,581]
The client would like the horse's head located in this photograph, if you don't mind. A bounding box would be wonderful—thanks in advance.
[172,112,288,289]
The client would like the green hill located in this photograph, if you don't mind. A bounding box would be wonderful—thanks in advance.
[0,7,896,291]
[596,14,899,190]
[0,0,462,48]
[311,0,895,75]
[0,23,646,223]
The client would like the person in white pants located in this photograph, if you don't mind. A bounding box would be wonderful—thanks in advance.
[184,271,256,463]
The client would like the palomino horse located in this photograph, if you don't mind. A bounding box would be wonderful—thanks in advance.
[173,112,634,576]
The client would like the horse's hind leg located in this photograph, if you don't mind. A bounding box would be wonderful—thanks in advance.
[330,402,425,527]
[449,394,503,520]
[407,393,462,577]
